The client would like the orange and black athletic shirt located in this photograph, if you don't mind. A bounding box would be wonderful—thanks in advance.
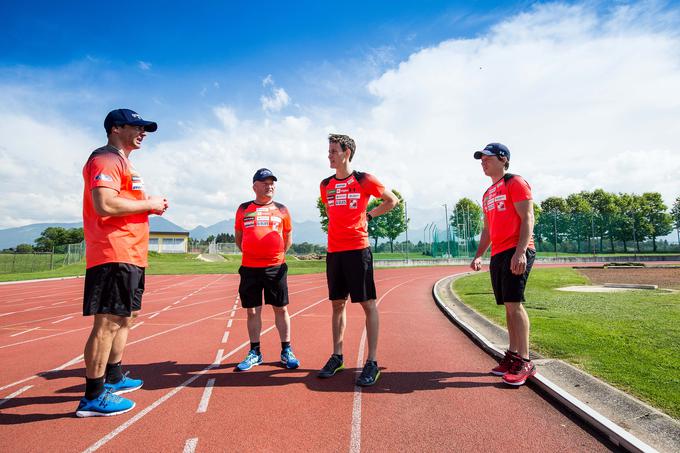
[482,174,535,256]
[82,145,149,269]
[235,201,292,268]
[320,171,385,253]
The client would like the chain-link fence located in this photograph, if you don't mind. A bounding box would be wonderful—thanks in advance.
[0,242,86,274]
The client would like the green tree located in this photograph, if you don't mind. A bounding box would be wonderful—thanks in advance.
[34,227,82,252]
[538,197,568,252]
[450,198,483,254]
[585,189,619,253]
[565,192,593,253]
[671,196,680,250]
[367,198,386,249]
[640,192,673,252]
[379,190,407,253]
[15,243,34,253]
[316,196,329,234]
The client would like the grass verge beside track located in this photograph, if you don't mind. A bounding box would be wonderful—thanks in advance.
[453,267,680,419]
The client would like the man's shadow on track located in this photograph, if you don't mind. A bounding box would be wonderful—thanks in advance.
[1,362,507,424]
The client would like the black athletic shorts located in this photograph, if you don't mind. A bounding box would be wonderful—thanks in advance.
[326,247,377,303]
[83,262,145,317]
[238,263,289,308]
[489,247,535,304]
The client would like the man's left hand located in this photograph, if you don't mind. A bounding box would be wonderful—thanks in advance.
[510,250,527,275]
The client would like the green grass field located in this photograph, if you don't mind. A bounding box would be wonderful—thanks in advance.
[453,268,680,419]
[0,253,326,282]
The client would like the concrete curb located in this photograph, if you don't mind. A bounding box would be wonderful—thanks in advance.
[433,273,680,453]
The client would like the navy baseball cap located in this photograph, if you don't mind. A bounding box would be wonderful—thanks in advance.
[252,168,278,183]
[474,143,510,160]
[104,109,158,133]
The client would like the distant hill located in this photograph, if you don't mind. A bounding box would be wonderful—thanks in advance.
[189,219,328,245]
[0,217,187,249]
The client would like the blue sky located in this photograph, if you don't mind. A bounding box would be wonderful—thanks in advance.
[1,1,680,232]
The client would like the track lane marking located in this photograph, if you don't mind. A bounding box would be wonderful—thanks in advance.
[183,438,198,453]
[131,321,144,330]
[196,378,216,413]
[221,331,229,344]
[52,316,74,324]
[0,385,33,407]
[9,327,40,337]
[82,295,330,452]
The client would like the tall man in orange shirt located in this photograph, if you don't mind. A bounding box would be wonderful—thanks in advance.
[318,134,398,386]
[77,109,168,417]
[234,168,300,371]
[470,143,537,386]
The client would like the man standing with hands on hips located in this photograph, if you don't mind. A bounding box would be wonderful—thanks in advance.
[318,134,398,387]
[77,109,168,417]
[470,143,536,386]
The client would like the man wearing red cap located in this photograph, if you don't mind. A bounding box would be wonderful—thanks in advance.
[76,109,168,417]
[470,143,537,386]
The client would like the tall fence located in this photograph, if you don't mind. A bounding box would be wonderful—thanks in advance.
[0,242,86,274]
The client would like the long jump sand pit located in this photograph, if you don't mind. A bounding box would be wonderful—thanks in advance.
[575,265,680,290]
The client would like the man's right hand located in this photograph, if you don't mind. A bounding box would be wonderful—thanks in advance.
[148,196,168,215]
[470,256,482,271]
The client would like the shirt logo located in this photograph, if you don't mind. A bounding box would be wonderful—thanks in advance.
[346,177,355,185]
[336,199,347,206]
[497,201,506,211]
[335,183,346,189]
[335,194,347,200]
[348,193,360,199]
[349,199,358,209]
[244,212,257,218]
[95,174,113,182]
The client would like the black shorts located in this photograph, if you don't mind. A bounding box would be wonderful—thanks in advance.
[489,247,535,304]
[326,247,377,303]
[83,263,145,317]
[238,263,289,309]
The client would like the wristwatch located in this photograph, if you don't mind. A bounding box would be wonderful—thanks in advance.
[367,213,373,221]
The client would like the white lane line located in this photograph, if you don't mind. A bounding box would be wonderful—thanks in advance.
[0,327,89,350]
[10,327,40,337]
[25,305,46,312]
[51,301,67,306]
[227,319,233,328]
[183,437,198,453]
[162,306,171,311]
[213,349,225,365]
[229,309,236,318]
[0,385,33,407]
[82,297,329,453]
[148,313,159,319]
[173,301,180,305]
[196,378,216,413]
[0,312,16,317]
[349,278,421,453]
[130,321,144,330]
[221,331,229,344]
[51,316,74,324]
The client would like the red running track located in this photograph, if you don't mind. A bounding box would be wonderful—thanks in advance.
[0,268,612,452]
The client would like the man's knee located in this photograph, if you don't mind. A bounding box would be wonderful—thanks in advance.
[331,299,347,312]
[360,299,377,313]
[246,307,261,318]
[272,306,288,315]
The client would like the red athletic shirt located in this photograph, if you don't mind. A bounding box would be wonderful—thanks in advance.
[235,201,292,268]
[482,174,535,256]
[320,171,385,253]
[82,145,149,269]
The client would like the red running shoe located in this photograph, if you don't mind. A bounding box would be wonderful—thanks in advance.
[491,350,520,376]
[502,359,536,386]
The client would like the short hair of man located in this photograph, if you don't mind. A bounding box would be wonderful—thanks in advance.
[499,156,510,170]
[328,134,356,161]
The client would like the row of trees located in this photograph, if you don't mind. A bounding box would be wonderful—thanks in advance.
[3,227,85,253]
[316,189,409,252]
[446,192,680,254]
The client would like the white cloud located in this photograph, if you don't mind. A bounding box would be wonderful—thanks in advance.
[1,2,680,235]
[138,61,152,71]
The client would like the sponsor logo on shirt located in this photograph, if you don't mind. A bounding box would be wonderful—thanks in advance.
[256,207,270,212]
[495,195,506,201]
[349,199,358,209]
[271,216,281,223]
[244,212,257,218]
[95,174,113,182]
[328,200,335,206]
[335,183,347,189]
[497,201,506,211]
[244,220,255,228]
[335,194,347,200]
[348,193,360,199]
[327,189,336,195]
[336,199,347,206]
[256,216,270,221]
[257,219,269,227]
[132,183,144,191]
[346,177,355,185]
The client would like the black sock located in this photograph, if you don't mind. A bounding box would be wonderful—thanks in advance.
[85,376,105,400]
[522,357,531,362]
[105,361,123,383]
[333,353,343,362]
[367,360,377,366]
[250,342,261,354]
[281,341,290,351]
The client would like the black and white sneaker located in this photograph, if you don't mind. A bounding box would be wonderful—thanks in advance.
[317,355,345,378]
[356,360,380,387]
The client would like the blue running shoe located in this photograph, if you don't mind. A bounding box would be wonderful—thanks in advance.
[104,372,143,395]
[281,347,300,369]
[236,349,263,371]
[75,389,135,418]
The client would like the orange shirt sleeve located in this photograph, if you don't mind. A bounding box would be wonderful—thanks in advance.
[282,206,292,233]
[235,205,244,232]
[507,176,532,203]
[359,173,385,198]
[320,181,327,205]
[88,155,123,192]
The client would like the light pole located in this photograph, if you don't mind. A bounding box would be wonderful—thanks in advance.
[404,201,409,261]
[443,204,451,258]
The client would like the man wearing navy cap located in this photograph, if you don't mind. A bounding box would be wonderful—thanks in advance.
[233,168,299,371]
[470,143,537,386]
[76,109,168,417]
